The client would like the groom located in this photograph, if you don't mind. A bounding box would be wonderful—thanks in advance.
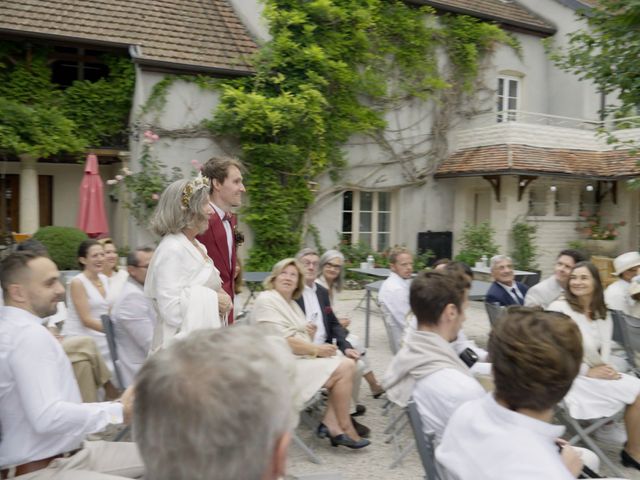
[197,156,246,324]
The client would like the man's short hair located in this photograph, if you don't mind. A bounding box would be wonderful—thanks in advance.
[557,249,587,264]
[388,246,411,265]
[443,261,473,290]
[127,247,155,267]
[0,251,41,303]
[489,254,511,270]
[490,307,583,412]
[201,156,245,192]
[295,248,318,261]
[15,239,49,256]
[134,326,293,480]
[410,271,463,327]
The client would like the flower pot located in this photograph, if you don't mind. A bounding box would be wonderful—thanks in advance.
[582,239,620,257]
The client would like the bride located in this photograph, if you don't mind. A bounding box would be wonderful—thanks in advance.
[145,173,232,351]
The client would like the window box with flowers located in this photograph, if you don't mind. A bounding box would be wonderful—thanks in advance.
[107,131,184,227]
[577,211,626,257]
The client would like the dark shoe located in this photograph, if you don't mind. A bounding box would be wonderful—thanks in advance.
[316,423,329,439]
[621,449,640,470]
[351,417,371,438]
[372,388,385,399]
[329,434,370,449]
[351,404,366,417]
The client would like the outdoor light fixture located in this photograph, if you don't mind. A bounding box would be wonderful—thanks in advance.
[550,185,557,192]
[586,184,594,192]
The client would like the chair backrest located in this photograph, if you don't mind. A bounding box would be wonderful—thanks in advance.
[484,302,505,327]
[379,302,402,354]
[406,399,440,480]
[612,310,640,371]
[101,314,126,389]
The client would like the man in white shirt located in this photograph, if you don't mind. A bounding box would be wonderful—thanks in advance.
[378,247,414,337]
[525,249,587,309]
[0,251,143,479]
[437,308,589,480]
[605,251,640,314]
[485,255,528,306]
[383,271,485,442]
[111,247,156,388]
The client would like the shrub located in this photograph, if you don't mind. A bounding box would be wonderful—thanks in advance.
[510,221,538,271]
[455,222,499,266]
[33,226,88,270]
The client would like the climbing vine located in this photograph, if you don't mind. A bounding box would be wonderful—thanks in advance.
[0,40,135,158]
[140,1,517,269]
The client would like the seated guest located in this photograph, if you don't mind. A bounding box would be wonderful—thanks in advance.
[432,258,451,271]
[317,249,384,398]
[383,271,485,441]
[437,308,590,479]
[525,249,587,309]
[0,252,143,479]
[111,247,156,387]
[485,254,528,306]
[63,240,112,370]
[134,326,294,480]
[14,239,118,401]
[252,258,370,449]
[605,251,640,314]
[98,238,129,306]
[378,247,414,336]
[549,261,640,467]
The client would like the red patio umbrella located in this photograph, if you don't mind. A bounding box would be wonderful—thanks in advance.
[76,154,109,238]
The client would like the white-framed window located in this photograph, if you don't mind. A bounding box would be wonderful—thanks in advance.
[342,190,392,251]
[497,75,520,122]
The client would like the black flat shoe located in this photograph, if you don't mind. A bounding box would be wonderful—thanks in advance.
[351,417,371,438]
[329,434,370,449]
[316,423,329,439]
[351,404,366,417]
[372,389,385,399]
[621,449,640,470]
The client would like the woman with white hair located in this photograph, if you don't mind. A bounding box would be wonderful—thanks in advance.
[145,174,232,351]
[317,249,385,398]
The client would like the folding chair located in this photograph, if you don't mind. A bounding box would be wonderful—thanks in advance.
[610,309,640,376]
[406,399,441,480]
[556,402,625,478]
[292,389,327,464]
[379,302,403,355]
[483,302,505,327]
[100,314,130,442]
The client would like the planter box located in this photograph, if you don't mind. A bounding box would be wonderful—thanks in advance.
[583,239,620,258]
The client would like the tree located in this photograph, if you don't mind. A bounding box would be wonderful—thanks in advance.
[548,1,640,119]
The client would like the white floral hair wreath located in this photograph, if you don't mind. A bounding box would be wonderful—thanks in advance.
[181,172,210,208]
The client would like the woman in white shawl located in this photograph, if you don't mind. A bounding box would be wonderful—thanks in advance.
[145,174,232,351]
[253,258,370,449]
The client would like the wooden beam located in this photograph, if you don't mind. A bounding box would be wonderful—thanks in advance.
[482,175,501,202]
[517,175,538,202]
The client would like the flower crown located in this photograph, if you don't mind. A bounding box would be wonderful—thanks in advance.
[181,172,210,208]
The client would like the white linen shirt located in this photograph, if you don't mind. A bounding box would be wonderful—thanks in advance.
[413,368,485,442]
[301,284,326,344]
[437,393,573,480]
[0,306,122,467]
[605,279,632,314]
[524,275,564,309]
[378,272,411,331]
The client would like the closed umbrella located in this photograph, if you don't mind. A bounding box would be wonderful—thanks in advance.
[76,153,109,238]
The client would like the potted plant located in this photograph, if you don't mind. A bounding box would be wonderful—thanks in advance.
[577,211,626,257]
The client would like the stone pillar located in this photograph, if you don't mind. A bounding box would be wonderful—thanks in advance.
[19,154,39,234]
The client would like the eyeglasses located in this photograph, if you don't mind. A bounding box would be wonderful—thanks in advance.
[325,262,342,270]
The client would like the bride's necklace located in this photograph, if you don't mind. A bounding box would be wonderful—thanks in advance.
[87,275,103,288]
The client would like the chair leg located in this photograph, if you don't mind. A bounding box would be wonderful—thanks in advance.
[292,432,324,464]
[567,420,625,478]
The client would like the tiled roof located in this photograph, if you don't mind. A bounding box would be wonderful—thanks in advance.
[0,0,257,74]
[407,0,556,35]
[435,144,640,179]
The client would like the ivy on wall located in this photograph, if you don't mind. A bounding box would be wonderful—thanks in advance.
[139,1,517,269]
[0,41,134,158]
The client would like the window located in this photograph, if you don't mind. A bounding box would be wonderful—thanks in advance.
[527,184,547,216]
[497,75,520,122]
[342,190,392,251]
[51,47,110,87]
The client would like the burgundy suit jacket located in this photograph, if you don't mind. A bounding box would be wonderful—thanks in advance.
[196,210,237,324]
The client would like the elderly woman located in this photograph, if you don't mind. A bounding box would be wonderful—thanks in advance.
[252,258,370,449]
[317,249,385,398]
[549,261,640,470]
[98,238,129,305]
[145,174,232,351]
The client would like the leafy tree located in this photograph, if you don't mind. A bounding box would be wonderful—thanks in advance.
[547,1,640,119]
[455,222,499,266]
